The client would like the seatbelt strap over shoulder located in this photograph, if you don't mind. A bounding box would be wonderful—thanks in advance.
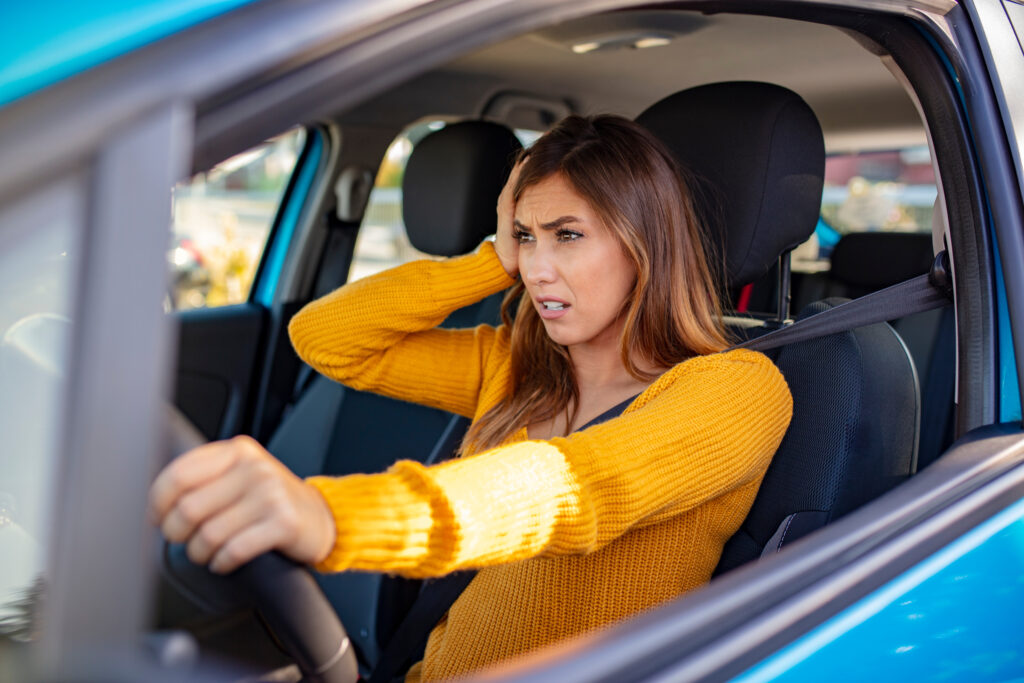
[737,254,953,353]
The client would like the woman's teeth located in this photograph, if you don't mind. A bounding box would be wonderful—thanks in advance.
[542,301,566,310]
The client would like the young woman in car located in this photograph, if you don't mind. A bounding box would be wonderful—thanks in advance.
[150,115,792,681]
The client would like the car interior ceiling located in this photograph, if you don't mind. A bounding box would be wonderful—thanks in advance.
[165,6,974,676]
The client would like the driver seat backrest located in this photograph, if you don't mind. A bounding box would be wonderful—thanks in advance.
[637,82,919,574]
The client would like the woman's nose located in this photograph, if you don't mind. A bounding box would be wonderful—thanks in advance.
[521,243,558,286]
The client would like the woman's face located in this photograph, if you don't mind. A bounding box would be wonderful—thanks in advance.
[514,173,637,352]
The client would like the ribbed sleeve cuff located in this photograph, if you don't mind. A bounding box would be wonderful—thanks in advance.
[305,461,459,576]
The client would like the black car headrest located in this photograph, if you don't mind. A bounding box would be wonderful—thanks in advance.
[403,121,523,256]
[636,82,825,289]
[829,231,934,291]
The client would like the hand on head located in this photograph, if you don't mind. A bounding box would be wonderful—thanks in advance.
[148,435,336,574]
[494,156,525,278]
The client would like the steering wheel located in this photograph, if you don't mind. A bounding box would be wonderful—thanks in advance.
[163,406,359,683]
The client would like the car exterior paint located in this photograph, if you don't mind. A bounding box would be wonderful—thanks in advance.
[734,496,1024,681]
[0,0,261,108]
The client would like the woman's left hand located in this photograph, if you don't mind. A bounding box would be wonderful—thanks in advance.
[149,435,336,574]
[494,157,524,278]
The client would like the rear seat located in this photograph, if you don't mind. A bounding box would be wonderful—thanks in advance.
[267,120,522,667]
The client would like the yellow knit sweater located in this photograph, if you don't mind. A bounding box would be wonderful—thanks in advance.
[288,242,792,681]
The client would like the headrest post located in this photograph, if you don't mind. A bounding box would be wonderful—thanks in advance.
[776,251,793,325]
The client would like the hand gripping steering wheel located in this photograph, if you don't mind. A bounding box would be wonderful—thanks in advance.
[163,407,359,683]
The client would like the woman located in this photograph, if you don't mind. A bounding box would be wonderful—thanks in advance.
[150,115,792,681]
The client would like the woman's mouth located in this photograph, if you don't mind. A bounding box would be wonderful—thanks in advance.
[537,298,570,319]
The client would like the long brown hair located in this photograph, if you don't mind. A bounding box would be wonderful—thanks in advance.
[462,114,730,453]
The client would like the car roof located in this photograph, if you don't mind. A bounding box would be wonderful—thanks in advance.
[344,10,928,154]
[0,0,261,108]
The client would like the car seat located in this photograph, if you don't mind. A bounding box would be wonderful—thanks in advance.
[806,231,955,469]
[636,82,919,574]
[267,120,522,666]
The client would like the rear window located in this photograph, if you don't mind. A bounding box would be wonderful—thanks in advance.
[793,146,937,273]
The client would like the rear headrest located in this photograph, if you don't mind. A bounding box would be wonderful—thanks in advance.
[403,121,523,256]
[636,82,825,289]
[830,232,934,291]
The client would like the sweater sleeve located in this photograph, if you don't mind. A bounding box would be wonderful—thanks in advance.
[287,242,516,418]
[306,349,792,578]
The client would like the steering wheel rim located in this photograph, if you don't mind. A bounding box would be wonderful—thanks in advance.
[163,405,359,683]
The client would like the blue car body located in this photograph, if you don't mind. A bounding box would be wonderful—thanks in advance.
[2,1,1023,681]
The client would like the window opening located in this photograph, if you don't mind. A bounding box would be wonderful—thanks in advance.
[793,145,937,273]
[168,128,306,310]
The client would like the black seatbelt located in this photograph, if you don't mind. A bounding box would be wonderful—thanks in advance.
[368,571,475,683]
[737,260,952,353]
[424,415,472,466]
[367,395,639,683]
[370,255,953,682]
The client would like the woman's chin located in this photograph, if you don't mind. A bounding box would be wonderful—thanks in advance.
[540,321,577,347]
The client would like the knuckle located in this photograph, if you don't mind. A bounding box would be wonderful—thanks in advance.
[231,434,258,452]
[197,523,223,550]
[165,465,189,492]
[266,485,292,512]
[175,497,202,526]
[222,540,251,568]
[254,459,277,478]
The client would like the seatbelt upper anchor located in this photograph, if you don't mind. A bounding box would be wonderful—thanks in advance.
[929,250,954,301]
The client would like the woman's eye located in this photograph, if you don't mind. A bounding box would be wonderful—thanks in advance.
[513,230,535,243]
[557,230,583,242]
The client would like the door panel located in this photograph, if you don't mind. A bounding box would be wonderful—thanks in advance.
[173,303,267,440]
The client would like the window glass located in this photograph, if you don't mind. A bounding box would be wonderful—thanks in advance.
[169,128,306,310]
[0,176,82,650]
[349,121,540,282]
[792,146,938,272]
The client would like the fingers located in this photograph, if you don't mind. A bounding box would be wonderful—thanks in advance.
[186,473,309,572]
[149,440,241,523]
[160,465,250,543]
[209,520,283,574]
[150,435,337,573]
[185,487,280,570]
[495,157,526,277]
[499,157,525,215]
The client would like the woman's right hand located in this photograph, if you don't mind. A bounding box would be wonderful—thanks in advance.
[494,157,525,278]
[149,436,337,574]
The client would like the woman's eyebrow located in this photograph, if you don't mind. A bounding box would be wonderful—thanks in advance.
[513,216,582,231]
